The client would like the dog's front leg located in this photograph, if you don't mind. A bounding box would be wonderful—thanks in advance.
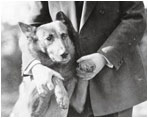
[53,77,69,109]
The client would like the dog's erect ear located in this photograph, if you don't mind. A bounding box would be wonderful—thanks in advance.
[19,22,37,39]
[56,11,77,41]
[56,11,67,24]
[56,11,81,58]
[56,11,74,28]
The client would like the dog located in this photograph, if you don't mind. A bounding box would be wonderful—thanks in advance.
[10,12,79,117]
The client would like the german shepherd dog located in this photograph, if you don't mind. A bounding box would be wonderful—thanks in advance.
[10,12,81,117]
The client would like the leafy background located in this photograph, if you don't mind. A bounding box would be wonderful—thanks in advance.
[1,1,147,117]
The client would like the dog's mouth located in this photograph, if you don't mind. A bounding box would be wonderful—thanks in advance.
[60,54,71,64]
[60,52,71,63]
[61,57,70,64]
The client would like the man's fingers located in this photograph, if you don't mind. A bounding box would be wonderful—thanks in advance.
[82,78,92,80]
[36,85,45,95]
[76,68,94,80]
[41,84,49,95]
[76,71,91,79]
[77,57,85,63]
[77,55,90,63]
[77,74,92,80]
[52,71,64,80]
[77,73,92,79]
[47,83,54,91]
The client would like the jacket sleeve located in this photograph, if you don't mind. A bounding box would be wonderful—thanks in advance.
[97,1,146,70]
[20,1,52,75]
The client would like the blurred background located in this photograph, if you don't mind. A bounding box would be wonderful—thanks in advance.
[1,1,147,117]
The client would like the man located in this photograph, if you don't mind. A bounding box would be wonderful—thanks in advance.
[20,1,146,117]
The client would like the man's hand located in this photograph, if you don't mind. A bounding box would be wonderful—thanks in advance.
[32,64,64,95]
[76,53,106,80]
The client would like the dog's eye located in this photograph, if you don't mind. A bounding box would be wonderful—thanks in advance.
[61,33,68,40]
[46,35,53,41]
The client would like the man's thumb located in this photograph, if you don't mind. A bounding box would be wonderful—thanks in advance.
[52,71,64,80]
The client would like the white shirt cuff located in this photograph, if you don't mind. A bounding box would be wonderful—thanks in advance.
[23,60,41,76]
[101,54,114,68]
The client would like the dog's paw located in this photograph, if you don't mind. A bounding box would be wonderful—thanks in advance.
[56,94,69,109]
[78,60,96,72]
[54,85,69,109]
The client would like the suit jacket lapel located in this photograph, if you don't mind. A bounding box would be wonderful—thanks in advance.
[79,1,97,32]
[48,1,78,31]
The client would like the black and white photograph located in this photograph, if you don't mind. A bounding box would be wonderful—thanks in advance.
[1,1,147,117]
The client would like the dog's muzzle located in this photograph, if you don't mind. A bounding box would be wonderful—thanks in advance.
[61,52,68,59]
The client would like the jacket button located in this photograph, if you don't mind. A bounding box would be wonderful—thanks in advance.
[138,78,143,81]
[99,9,105,15]
[128,43,132,46]
[116,9,120,13]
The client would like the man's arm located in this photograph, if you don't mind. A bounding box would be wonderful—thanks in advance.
[76,1,146,80]
[97,1,146,70]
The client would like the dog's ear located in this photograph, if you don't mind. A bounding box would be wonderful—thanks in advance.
[56,11,67,24]
[19,22,37,40]
[56,11,81,58]
[56,11,78,42]
[56,11,73,28]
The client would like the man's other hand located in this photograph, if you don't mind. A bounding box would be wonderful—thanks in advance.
[77,53,106,80]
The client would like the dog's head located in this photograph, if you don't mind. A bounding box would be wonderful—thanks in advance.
[19,12,76,64]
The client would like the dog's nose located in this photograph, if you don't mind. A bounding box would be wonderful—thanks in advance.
[61,52,68,58]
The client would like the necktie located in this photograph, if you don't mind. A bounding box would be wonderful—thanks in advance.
[75,1,83,30]
[70,2,89,113]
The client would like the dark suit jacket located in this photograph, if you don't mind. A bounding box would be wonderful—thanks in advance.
[20,1,146,116]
